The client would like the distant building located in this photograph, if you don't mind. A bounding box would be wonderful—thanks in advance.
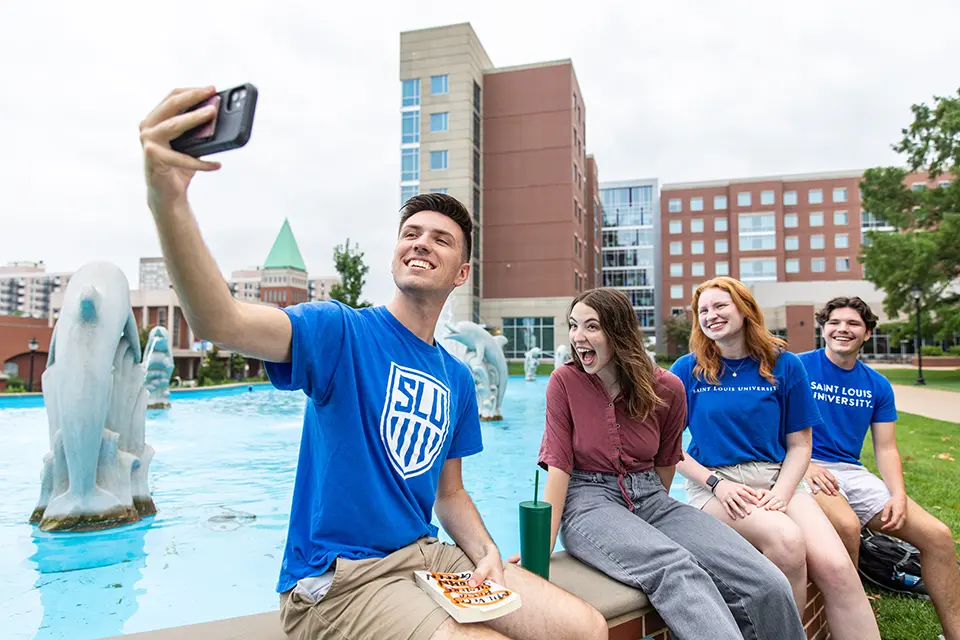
[138,257,171,290]
[0,261,72,319]
[229,267,263,302]
[309,276,340,302]
[260,219,309,308]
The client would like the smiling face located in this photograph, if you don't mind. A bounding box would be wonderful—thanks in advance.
[391,210,469,296]
[697,287,745,344]
[569,302,614,377]
[823,306,871,357]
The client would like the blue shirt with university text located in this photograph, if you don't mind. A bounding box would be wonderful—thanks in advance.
[264,302,483,594]
[798,348,898,465]
[670,351,822,468]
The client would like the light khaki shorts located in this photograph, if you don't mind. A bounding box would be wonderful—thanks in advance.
[685,461,811,510]
[280,537,475,640]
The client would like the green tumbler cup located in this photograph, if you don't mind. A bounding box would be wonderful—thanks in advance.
[519,500,552,580]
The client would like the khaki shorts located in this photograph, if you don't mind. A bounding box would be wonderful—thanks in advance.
[279,537,475,640]
[685,461,811,510]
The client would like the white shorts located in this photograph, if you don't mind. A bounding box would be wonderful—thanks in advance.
[812,459,893,526]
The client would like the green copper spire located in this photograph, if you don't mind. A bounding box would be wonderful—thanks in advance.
[263,218,307,272]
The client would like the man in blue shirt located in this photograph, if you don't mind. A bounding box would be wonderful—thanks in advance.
[799,297,959,639]
[139,87,607,640]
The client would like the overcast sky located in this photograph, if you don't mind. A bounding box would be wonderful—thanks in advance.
[2,1,957,304]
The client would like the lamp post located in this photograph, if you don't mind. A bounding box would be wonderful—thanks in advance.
[911,285,925,386]
[27,337,39,392]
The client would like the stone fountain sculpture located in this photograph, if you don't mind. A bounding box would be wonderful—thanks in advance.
[143,326,175,409]
[30,262,156,532]
[554,344,573,369]
[524,346,542,381]
[443,320,508,421]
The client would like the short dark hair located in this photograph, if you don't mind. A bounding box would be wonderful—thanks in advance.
[399,194,472,263]
[815,296,878,330]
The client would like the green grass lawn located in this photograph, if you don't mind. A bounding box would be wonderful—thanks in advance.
[860,412,960,640]
[877,367,960,392]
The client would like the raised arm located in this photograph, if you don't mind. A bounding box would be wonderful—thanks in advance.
[139,86,292,363]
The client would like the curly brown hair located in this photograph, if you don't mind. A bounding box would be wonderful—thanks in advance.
[399,193,473,263]
[815,297,878,330]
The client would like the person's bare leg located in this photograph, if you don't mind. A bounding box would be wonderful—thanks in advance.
[786,494,880,640]
[812,490,863,565]
[703,498,808,611]
[868,498,960,640]
[429,617,511,639]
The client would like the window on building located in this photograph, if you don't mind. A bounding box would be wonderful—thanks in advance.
[401,148,419,182]
[691,197,704,211]
[691,241,705,255]
[430,75,448,95]
[785,235,799,251]
[715,239,728,253]
[691,219,704,233]
[812,258,826,273]
[834,210,848,225]
[668,198,681,213]
[670,241,682,255]
[761,190,775,205]
[714,195,727,210]
[836,257,851,272]
[692,262,705,277]
[714,217,728,232]
[740,235,776,251]
[786,259,800,273]
[430,188,448,194]
[402,78,420,107]
[784,191,798,206]
[671,285,684,299]
[430,112,449,132]
[430,150,448,171]
[784,213,798,228]
[809,189,823,204]
[501,317,554,359]
[911,183,926,192]
[835,233,849,249]
[809,212,824,227]
[669,220,682,234]
[811,234,825,250]
[715,261,729,276]
[938,180,951,189]
[401,185,418,204]
[739,258,777,282]
[833,187,848,203]
[402,111,419,144]
[473,149,480,185]
[739,213,776,233]
[670,263,683,277]
[738,192,752,207]
[473,81,481,112]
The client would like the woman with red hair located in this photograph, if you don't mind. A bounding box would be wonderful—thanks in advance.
[671,277,879,640]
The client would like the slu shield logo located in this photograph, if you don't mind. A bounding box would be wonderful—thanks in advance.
[379,363,451,479]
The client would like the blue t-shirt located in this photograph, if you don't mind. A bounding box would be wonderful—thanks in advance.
[797,348,898,465]
[265,302,483,594]
[670,351,823,468]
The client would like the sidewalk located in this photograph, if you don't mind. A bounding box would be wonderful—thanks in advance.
[889,384,960,423]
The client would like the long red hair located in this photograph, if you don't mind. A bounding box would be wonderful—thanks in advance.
[689,277,786,386]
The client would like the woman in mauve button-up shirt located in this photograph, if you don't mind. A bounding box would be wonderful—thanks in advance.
[509,288,806,640]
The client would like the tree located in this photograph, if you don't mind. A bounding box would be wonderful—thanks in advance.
[859,89,960,343]
[230,352,247,379]
[664,314,693,355]
[328,238,372,308]
[197,345,227,386]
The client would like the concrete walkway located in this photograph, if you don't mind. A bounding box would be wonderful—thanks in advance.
[889,384,960,423]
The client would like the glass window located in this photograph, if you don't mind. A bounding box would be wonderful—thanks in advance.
[836,257,851,272]
[430,188,448,194]
[761,190,775,205]
[784,191,797,206]
[811,234,825,250]
[714,195,727,209]
[785,235,799,251]
[691,197,704,211]
[402,111,419,144]
[786,259,800,273]
[738,192,752,207]
[670,242,682,255]
[692,262,705,277]
[812,258,826,273]
[400,185,418,204]
[668,198,682,213]
[402,78,420,107]
[938,180,951,189]
[671,285,684,299]
[714,217,728,232]
[784,213,798,228]
[809,189,823,204]
[669,220,682,234]
[738,213,776,233]
[911,183,926,192]
[670,263,683,277]
[715,239,728,253]
[835,233,849,249]
[691,219,704,233]
[739,235,776,251]
[715,261,729,276]
[401,148,419,182]
[834,210,848,225]
[501,317,555,359]
[810,212,824,227]
[430,112,449,132]
[691,241,705,255]
[833,187,848,203]
[430,150,448,170]
[739,258,777,282]
[430,75,448,95]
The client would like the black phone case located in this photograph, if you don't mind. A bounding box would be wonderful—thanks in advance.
[171,83,258,157]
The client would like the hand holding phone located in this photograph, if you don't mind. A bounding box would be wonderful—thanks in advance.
[170,83,258,157]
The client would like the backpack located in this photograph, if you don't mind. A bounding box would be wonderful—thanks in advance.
[857,529,929,598]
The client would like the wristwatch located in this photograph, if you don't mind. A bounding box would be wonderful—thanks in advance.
[706,474,723,493]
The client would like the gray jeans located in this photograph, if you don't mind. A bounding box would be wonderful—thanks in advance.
[561,470,805,640]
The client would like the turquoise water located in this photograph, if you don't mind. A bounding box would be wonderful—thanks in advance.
[0,380,687,639]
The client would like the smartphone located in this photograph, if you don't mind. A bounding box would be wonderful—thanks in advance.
[171,83,258,157]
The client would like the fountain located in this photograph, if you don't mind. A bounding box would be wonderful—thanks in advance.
[29,262,156,532]
[554,344,573,369]
[523,346,542,381]
[442,320,508,422]
[143,326,175,409]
